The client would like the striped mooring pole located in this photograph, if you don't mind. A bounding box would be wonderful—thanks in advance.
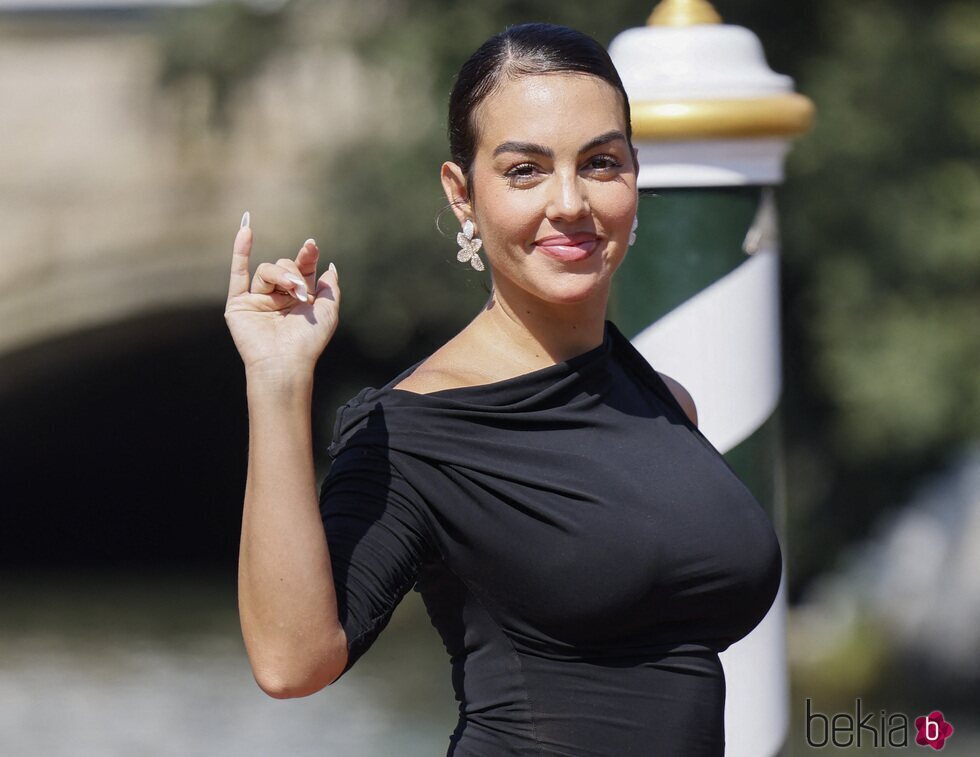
[608,2,815,755]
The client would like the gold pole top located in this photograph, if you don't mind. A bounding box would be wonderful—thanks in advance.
[647,0,723,26]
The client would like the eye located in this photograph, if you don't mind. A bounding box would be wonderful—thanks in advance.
[586,154,622,172]
[504,162,539,184]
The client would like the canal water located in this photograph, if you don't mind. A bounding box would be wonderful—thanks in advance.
[0,569,458,757]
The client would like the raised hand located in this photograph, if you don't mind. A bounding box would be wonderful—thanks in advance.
[224,212,341,379]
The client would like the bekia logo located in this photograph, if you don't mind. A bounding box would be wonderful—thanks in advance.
[915,711,955,751]
[806,698,955,750]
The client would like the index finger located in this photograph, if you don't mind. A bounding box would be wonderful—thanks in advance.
[228,211,252,299]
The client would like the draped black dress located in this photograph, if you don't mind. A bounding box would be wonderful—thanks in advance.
[319,319,783,756]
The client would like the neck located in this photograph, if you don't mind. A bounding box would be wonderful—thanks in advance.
[469,277,610,369]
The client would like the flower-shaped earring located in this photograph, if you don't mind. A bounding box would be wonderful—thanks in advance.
[629,215,639,247]
[457,219,485,271]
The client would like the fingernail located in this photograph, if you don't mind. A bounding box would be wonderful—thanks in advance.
[241,211,250,229]
[284,274,308,301]
[328,261,337,275]
[305,238,316,247]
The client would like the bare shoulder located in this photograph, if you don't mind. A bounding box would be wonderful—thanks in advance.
[392,338,488,395]
[392,361,481,395]
[656,371,699,428]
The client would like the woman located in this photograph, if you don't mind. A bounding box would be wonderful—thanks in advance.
[225,22,782,756]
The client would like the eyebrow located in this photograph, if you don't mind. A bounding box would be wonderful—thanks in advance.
[492,129,627,159]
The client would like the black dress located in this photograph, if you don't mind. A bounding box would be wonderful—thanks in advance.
[319,319,783,756]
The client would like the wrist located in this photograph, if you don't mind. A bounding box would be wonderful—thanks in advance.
[245,362,315,395]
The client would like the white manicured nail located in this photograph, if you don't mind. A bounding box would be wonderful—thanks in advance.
[304,238,316,247]
[328,262,337,275]
[240,211,250,229]
[284,274,308,301]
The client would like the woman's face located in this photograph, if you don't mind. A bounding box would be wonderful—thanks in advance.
[445,72,638,308]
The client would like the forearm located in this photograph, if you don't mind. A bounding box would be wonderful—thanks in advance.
[238,369,345,696]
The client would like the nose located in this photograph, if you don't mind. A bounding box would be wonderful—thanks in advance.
[546,170,590,221]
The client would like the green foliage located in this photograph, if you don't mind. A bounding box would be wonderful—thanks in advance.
[155,0,290,127]
[783,1,979,461]
[776,0,980,587]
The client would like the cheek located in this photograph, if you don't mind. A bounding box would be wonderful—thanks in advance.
[598,184,638,220]
[602,193,638,259]
[481,193,543,249]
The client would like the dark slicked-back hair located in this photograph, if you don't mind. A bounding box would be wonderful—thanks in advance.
[447,22,635,206]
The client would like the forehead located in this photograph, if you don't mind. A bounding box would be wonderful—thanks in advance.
[473,73,625,153]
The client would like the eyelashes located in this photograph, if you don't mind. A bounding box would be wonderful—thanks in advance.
[505,163,536,179]
[504,154,623,185]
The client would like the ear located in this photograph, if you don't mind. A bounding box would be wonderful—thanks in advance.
[440,161,472,226]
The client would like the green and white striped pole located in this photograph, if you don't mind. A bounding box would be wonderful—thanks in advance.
[609,2,814,755]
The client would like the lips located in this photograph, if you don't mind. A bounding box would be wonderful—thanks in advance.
[534,233,599,262]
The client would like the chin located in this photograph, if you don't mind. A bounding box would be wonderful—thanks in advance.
[531,277,608,306]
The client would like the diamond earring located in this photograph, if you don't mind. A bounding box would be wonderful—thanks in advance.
[457,218,485,271]
[629,215,639,247]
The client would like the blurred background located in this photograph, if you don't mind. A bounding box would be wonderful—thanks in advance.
[0,0,977,754]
